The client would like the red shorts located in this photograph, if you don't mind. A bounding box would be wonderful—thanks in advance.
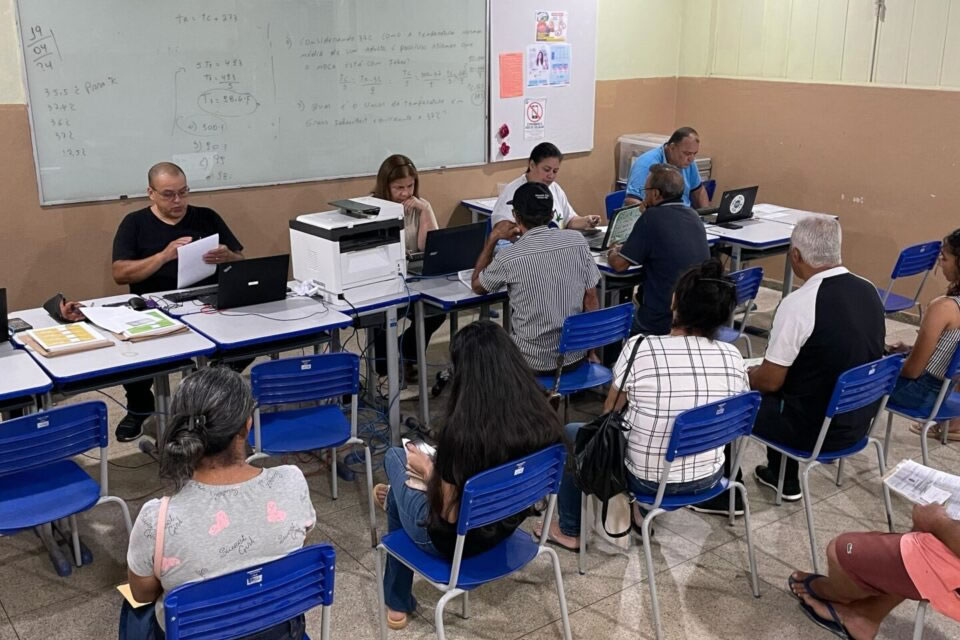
[833,532,922,600]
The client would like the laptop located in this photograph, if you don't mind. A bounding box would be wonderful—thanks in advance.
[408,222,487,277]
[588,204,642,251]
[201,255,290,310]
[698,186,760,229]
[0,288,7,343]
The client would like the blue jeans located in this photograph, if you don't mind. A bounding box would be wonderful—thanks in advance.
[382,447,441,613]
[889,372,944,410]
[556,422,723,536]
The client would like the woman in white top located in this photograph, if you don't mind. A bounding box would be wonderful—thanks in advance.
[537,259,748,550]
[121,366,315,639]
[371,155,444,384]
[490,142,600,230]
[887,228,960,439]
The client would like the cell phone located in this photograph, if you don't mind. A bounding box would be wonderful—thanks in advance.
[402,438,436,458]
[8,318,32,333]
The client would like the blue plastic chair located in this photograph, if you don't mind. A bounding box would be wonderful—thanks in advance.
[374,444,572,640]
[604,190,626,217]
[882,340,960,466]
[714,267,764,357]
[0,401,132,575]
[703,178,717,201]
[248,353,377,546]
[619,392,763,640]
[751,355,902,574]
[535,303,634,396]
[163,543,336,640]
[877,241,942,317]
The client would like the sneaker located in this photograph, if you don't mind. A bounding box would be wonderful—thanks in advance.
[754,465,803,502]
[115,412,148,442]
[687,490,745,517]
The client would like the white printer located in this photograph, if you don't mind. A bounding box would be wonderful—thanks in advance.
[289,196,407,304]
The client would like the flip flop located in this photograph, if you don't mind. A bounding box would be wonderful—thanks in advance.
[910,423,960,440]
[385,611,408,630]
[531,523,579,552]
[786,572,825,604]
[798,601,852,639]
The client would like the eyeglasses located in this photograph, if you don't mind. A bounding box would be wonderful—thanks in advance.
[151,186,190,201]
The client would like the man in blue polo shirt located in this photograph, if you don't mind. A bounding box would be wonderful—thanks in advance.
[624,127,708,209]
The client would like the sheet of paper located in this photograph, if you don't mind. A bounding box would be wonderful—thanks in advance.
[751,204,790,215]
[536,10,568,42]
[82,307,180,336]
[526,44,549,88]
[177,233,219,289]
[524,97,546,140]
[548,43,571,86]
[883,459,960,519]
[498,52,523,99]
[116,584,152,608]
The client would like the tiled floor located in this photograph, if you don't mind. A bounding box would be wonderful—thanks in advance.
[2,288,957,639]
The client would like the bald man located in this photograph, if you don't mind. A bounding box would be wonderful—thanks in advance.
[624,127,709,210]
[110,162,244,441]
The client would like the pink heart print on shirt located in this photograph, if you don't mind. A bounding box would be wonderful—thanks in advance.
[161,557,181,572]
[267,501,287,523]
[208,511,230,536]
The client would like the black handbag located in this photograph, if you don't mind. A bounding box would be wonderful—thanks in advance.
[572,336,644,538]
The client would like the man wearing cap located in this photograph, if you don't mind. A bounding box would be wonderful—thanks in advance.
[471,182,601,375]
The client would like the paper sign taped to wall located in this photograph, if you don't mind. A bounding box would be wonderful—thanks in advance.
[526,44,550,88]
[536,10,568,42]
[499,52,524,99]
[524,98,546,140]
[549,43,571,86]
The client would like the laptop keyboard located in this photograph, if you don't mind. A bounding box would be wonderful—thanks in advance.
[163,285,219,303]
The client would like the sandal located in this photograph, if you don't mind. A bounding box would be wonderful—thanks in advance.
[532,521,579,552]
[795,574,852,639]
[910,423,960,440]
[374,484,390,512]
[386,610,408,630]
[786,572,824,604]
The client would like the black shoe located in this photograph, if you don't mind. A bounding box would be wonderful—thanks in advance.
[754,465,803,502]
[687,490,745,517]
[115,413,148,442]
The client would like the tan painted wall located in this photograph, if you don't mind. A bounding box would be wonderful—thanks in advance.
[0,78,678,309]
[676,76,960,306]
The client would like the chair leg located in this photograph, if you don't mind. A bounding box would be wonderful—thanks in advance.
[883,412,894,465]
[727,486,736,526]
[435,589,461,640]
[542,546,574,640]
[775,461,787,506]
[364,445,378,548]
[940,420,949,445]
[320,603,332,640]
[578,491,587,575]
[641,511,664,640]
[800,463,821,574]
[330,447,338,500]
[69,515,82,567]
[374,546,388,640]
[743,335,753,359]
[871,439,895,533]
[913,600,928,640]
[460,591,470,619]
[835,459,845,487]
[733,482,760,597]
[99,495,133,534]
[920,422,932,466]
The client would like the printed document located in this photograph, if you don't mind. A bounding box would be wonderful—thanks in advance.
[177,234,218,288]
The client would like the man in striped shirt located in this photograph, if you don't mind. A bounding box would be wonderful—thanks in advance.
[472,182,600,374]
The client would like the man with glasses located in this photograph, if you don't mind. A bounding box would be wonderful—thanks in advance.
[624,127,708,209]
[110,162,243,441]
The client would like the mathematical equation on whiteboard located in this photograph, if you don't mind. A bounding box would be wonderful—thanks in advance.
[17,4,487,197]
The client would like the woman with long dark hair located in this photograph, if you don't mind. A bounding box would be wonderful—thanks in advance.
[538,259,749,549]
[121,367,315,639]
[887,228,960,438]
[373,320,565,630]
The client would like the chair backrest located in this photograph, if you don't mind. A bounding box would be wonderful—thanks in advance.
[557,303,634,355]
[728,267,764,306]
[0,401,107,478]
[457,443,566,536]
[889,241,941,280]
[825,354,904,418]
[703,179,717,201]
[604,190,626,217]
[944,339,960,380]
[164,544,335,640]
[251,353,359,407]
[665,391,762,462]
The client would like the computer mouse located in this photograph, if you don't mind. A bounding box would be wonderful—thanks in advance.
[128,296,148,311]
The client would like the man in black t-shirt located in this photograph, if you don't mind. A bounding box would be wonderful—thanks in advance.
[111,162,244,441]
[606,163,710,335]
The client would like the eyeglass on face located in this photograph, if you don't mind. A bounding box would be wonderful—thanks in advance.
[152,186,190,201]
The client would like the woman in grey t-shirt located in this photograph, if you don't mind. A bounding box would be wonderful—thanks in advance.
[121,367,316,639]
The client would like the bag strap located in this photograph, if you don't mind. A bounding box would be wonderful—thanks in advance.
[599,498,632,538]
[153,496,170,580]
[610,336,645,412]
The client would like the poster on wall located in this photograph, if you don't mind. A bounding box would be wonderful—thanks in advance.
[499,52,524,98]
[548,43,570,86]
[524,97,546,140]
[535,10,568,42]
[526,44,549,87]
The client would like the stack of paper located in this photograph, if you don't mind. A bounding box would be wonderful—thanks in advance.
[25,323,112,355]
[82,307,186,341]
[883,459,960,519]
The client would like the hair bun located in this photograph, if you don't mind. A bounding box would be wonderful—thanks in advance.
[700,258,724,279]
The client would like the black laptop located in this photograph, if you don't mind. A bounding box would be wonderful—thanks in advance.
[200,255,290,310]
[0,288,7,343]
[408,222,487,277]
[698,186,760,229]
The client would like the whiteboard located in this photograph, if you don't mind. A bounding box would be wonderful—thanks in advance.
[15,0,488,205]
[489,2,596,162]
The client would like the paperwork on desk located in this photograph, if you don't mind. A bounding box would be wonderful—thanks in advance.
[177,233,219,288]
[23,322,113,357]
[883,459,960,519]
[81,307,187,341]
[752,204,833,226]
